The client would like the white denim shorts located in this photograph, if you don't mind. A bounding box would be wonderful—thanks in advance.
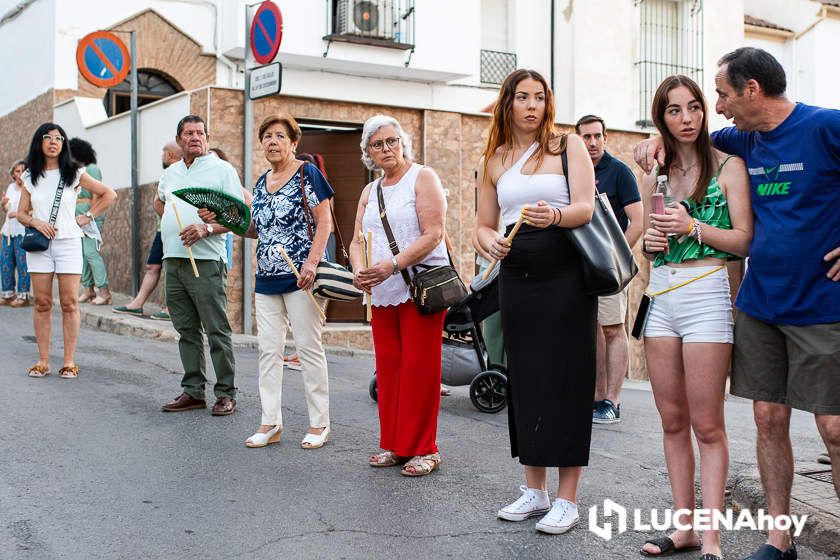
[26,237,83,274]
[643,265,733,343]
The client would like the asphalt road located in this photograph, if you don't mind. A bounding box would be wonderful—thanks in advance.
[0,306,833,560]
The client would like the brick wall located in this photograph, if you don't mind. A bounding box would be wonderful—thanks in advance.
[98,183,163,304]
[0,91,54,187]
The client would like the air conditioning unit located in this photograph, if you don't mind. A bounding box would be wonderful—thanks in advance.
[335,0,391,39]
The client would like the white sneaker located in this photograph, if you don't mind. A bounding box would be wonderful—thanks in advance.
[535,498,579,534]
[497,485,551,521]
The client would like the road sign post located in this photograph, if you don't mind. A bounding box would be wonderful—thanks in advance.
[129,31,139,294]
[77,29,139,292]
[243,1,283,334]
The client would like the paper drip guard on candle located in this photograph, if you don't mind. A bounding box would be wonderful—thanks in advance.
[275,244,327,322]
[167,196,200,278]
[481,209,527,281]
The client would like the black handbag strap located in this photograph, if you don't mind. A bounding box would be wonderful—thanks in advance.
[299,164,350,262]
[561,150,602,196]
[375,178,413,287]
[47,176,66,226]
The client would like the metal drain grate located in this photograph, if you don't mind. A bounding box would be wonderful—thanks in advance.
[797,469,833,484]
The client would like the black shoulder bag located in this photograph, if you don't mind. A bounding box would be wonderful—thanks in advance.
[21,176,65,252]
[561,151,638,296]
[376,178,467,314]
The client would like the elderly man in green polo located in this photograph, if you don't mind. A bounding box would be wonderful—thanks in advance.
[156,115,244,416]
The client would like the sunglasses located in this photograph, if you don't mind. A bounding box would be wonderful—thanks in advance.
[369,137,400,151]
[42,134,65,143]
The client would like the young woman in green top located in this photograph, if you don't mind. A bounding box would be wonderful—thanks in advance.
[638,76,753,560]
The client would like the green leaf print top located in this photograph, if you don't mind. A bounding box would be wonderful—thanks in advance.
[654,161,741,267]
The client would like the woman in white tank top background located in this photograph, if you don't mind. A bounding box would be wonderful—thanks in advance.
[474,69,597,535]
[349,115,448,477]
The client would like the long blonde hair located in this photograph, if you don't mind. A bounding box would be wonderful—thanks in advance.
[482,69,566,178]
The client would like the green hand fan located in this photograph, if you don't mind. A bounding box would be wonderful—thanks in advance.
[172,187,251,236]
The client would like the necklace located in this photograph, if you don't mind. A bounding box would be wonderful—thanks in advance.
[673,161,698,177]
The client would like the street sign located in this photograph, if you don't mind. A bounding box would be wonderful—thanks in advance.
[76,31,130,88]
[249,62,282,100]
[250,1,283,65]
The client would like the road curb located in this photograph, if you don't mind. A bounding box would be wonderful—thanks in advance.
[728,468,839,557]
[79,306,375,360]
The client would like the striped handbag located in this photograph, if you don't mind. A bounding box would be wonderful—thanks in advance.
[298,165,362,302]
[313,260,362,302]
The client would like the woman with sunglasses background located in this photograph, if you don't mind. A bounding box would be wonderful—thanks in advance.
[16,123,116,379]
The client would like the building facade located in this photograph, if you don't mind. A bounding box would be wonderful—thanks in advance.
[1,0,835,377]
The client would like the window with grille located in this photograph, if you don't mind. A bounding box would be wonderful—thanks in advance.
[103,70,180,117]
[635,0,703,127]
[325,0,415,48]
[480,0,516,85]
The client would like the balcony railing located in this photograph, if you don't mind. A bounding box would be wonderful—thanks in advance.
[324,0,415,51]
[480,49,517,86]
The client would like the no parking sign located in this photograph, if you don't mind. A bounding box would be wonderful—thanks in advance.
[250,1,283,65]
[76,31,130,88]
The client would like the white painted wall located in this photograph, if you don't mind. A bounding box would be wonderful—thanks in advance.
[54,92,191,189]
[0,0,56,115]
[566,0,639,130]
[702,0,745,130]
[809,20,840,108]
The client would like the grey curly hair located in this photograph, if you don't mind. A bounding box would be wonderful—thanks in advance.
[359,115,413,171]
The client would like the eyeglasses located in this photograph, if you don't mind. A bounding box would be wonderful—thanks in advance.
[369,137,400,151]
[42,134,65,143]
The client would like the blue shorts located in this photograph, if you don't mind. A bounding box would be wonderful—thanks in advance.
[146,231,163,266]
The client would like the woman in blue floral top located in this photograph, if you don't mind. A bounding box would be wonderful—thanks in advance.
[242,113,334,450]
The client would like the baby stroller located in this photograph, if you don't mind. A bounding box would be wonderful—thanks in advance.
[368,265,508,413]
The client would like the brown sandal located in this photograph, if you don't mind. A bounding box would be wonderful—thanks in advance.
[58,365,79,379]
[28,364,50,378]
[400,453,441,477]
[368,451,409,468]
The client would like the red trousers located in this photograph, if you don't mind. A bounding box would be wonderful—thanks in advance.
[371,302,445,457]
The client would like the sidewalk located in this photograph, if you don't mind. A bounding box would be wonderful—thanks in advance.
[76,291,374,358]
[76,293,838,557]
[729,460,839,557]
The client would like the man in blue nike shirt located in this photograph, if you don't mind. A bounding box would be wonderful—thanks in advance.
[634,48,839,560]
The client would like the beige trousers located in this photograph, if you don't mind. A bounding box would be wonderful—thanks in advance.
[254,290,330,428]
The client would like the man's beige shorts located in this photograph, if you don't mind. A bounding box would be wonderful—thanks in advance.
[598,288,628,326]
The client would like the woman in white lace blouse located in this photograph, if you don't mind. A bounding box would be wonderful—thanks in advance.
[349,115,448,478]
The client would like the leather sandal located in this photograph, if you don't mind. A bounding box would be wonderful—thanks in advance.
[368,451,409,467]
[300,427,330,449]
[91,295,112,305]
[28,363,50,378]
[245,425,282,448]
[400,453,441,477]
[58,365,79,379]
[640,535,701,557]
[78,292,95,303]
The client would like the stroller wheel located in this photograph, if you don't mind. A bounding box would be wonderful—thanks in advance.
[368,372,378,402]
[469,370,507,414]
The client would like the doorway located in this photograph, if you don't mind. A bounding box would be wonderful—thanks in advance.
[297,121,369,323]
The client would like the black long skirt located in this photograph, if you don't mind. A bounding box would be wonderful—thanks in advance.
[499,224,596,467]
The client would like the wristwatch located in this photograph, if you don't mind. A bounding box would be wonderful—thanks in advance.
[205,224,214,236]
[391,256,399,275]
[85,211,94,220]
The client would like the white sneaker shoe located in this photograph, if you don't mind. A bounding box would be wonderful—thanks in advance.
[497,485,551,521]
[535,498,579,534]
